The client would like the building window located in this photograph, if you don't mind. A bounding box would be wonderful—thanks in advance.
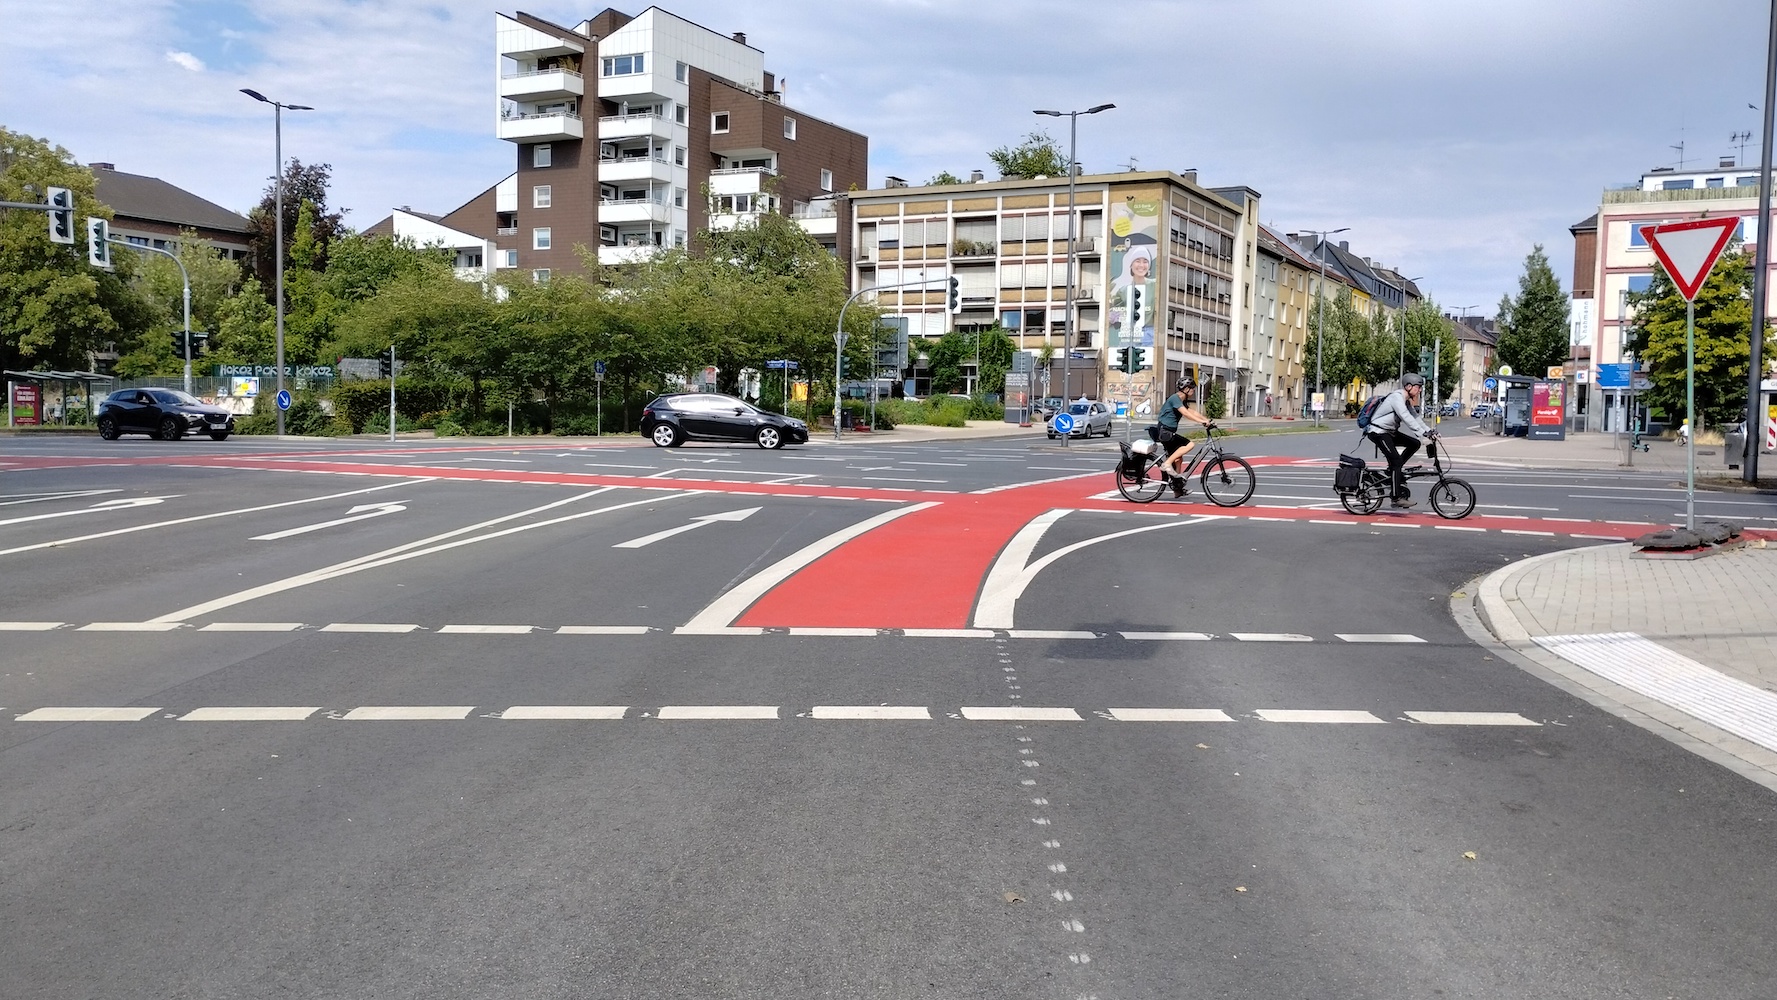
[533,144,552,168]
[1740,175,1759,186]
[674,145,686,166]
[601,54,644,76]
[533,268,550,284]
[674,230,686,248]
[1626,274,1653,294]
[784,116,797,140]
[712,112,730,133]
[533,185,552,209]
[533,227,551,250]
[503,249,518,268]
[820,168,833,192]
[675,61,687,82]
[1661,178,1693,190]
[674,187,686,208]
[1706,176,1725,188]
[675,104,688,125]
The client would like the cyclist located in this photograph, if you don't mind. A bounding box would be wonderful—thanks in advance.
[1158,376,1213,498]
[1365,372,1438,509]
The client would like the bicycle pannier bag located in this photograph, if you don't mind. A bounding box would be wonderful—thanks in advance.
[1334,453,1365,492]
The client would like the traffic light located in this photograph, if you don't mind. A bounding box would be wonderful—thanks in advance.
[947,276,961,314]
[1128,284,1146,331]
[47,187,73,244]
[1137,346,1153,370]
[86,217,111,269]
[1418,345,1435,376]
[1120,345,1139,375]
[378,353,393,378]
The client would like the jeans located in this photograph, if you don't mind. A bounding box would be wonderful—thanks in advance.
[1366,430,1420,500]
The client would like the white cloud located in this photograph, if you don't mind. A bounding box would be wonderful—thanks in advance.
[165,50,205,73]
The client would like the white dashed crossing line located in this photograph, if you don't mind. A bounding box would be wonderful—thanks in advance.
[1107,708,1234,722]
[342,706,475,720]
[181,706,319,721]
[657,705,779,720]
[15,707,160,722]
[961,707,1083,722]
[1336,633,1428,643]
[810,706,933,720]
[1253,709,1387,724]
[502,706,628,720]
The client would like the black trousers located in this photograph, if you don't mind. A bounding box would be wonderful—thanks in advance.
[1367,430,1420,499]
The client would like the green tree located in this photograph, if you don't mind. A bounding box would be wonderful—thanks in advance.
[246,159,347,296]
[1495,244,1570,375]
[1202,379,1227,420]
[113,229,244,375]
[1303,289,1368,398]
[927,171,965,186]
[1625,245,1769,427]
[988,131,1068,179]
[208,274,275,367]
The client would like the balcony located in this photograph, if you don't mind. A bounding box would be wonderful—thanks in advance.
[708,167,775,196]
[600,198,673,225]
[599,156,674,185]
[598,68,672,102]
[497,226,518,236]
[598,244,661,266]
[500,69,585,102]
[497,110,584,143]
[951,239,996,259]
[598,111,673,142]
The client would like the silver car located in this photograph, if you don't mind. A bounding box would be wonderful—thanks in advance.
[1047,400,1113,438]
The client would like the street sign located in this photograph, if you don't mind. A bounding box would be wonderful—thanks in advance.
[1051,412,1075,434]
[765,360,799,370]
[1632,376,1653,391]
[1595,364,1630,389]
[1546,365,1565,380]
[1497,365,1513,377]
[1482,376,1498,391]
[594,360,606,377]
[1643,216,1739,301]
[275,389,292,411]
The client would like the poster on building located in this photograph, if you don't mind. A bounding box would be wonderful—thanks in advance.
[1107,197,1160,355]
[1528,381,1566,441]
[10,383,41,425]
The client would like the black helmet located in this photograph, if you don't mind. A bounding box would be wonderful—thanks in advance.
[1175,377,1196,392]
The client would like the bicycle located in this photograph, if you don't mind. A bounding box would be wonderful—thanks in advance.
[1115,423,1256,506]
[1332,437,1476,519]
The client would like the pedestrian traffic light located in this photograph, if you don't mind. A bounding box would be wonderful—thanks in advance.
[378,354,393,378]
[86,217,111,269]
[1128,284,1146,331]
[47,187,74,244]
[1419,345,1435,377]
[947,276,961,314]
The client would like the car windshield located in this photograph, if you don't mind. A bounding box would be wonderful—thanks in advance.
[1068,403,1090,415]
[152,390,201,405]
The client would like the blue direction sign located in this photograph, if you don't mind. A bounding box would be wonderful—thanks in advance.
[766,359,799,370]
[1482,376,1498,391]
[275,389,292,411]
[1051,412,1075,435]
[1595,363,1631,389]
[594,360,606,376]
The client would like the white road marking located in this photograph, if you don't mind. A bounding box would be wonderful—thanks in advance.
[858,476,948,483]
[973,511,1211,629]
[1006,629,1100,639]
[0,478,426,559]
[437,624,534,634]
[0,494,179,528]
[1336,633,1427,643]
[787,627,879,636]
[673,625,768,635]
[1405,711,1539,726]
[554,625,651,635]
[901,462,968,467]
[1255,709,1387,724]
[503,706,628,720]
[77,622,185,632]
[198,622,305,632]
[961,707,1081,721]
[0,489,121,508]
[149,488,691,623]
[1502,529,1556,536]
[612,506,761,548]
[679,501,939,631]
[810,706,932,720]
[657,705,779,720]
[250,502,407,540]
[1118,631,1214,640]
[1230,632,1314,642]
[342,706,475,720]
[319,623,421,633]
[1433,524,1487,531]
[900,628,997,638]
[970,471,1102,494]
[181,707,318,721]
[0,621,63,631]
[456,457,531,463]
[1535,632,1777,752]
[583,462,660,469]
[1474,504,1560,512]
[17,707,159,722]
[1108,708,1233,722]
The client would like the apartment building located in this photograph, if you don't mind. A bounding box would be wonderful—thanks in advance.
[483,7,865,279]
[361,208,499,281]
[848,170,1253,412]
[1451,315,1498,406]
[1251,225,1351,417]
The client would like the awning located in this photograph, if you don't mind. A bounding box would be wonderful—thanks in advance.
[4,370,114,383]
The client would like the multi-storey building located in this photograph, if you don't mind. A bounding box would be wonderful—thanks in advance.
[482,7,865,279]
[89,163,252,260]
[1250,225,1351,417]
[847,170,1255,412]
[1579,159,1776,431]
[1451,315,1498,407]
[361,208,499,281]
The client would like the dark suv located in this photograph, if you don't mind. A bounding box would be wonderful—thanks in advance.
[640,392,809,449]
[96,388,237,441]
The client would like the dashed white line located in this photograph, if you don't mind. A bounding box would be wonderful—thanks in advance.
[342,706,475,720]
[0,621,63,631]
[961,707,1082,722]
[198,622,304,632]
[1404,711,1540,726]
[810,706,932,720]
[1108,708,1234,722]
[77,622,185,632]
[436,624,534,634]
[320,623,422,633]
[1006,630,1100,640]
[1230,632,1314,642]
[787,627,880,636]
[901,628,998,638]
[1118,631,1213,640]
[503,705,628,720]
[1254,709,1387,724]
[181,706,318,721]
[555,625,652,635]
[1336,633,1427,643]
[657,705,779,720]
[16,707,160,722]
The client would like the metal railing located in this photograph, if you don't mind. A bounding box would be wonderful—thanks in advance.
[496,227,518,236]
[710,166,776,177]
[501,110,582,122]
[502,68,584,80]
[598,111,660,123]
[1603,185,1761,204]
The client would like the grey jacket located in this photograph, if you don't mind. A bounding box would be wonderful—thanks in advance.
[1368,389,1431,438]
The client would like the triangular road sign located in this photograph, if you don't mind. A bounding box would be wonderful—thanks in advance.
[1642,216,1739,301]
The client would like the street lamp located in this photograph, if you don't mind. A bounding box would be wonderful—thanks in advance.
[1035,103,1114,447]
[1301,227,1349,426]
[241,88,313,437]
[1394,275,1424,382]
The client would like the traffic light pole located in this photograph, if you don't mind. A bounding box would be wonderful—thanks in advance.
[389,343,397,443]
[834,275,946,441]
[119,240,192,395]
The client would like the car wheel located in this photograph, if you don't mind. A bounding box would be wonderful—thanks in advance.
[97,417,120,440]
[1047,432,1057,439]
[209,431,230,441]
[756,426,783,450]
[159,416,183,441]
[650,423,681,448]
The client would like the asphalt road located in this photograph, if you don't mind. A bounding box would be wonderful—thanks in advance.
[3,431,1774,999]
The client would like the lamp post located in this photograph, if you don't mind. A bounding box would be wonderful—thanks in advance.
[1394,275,1424,382]
[241,88,313,437]
[1302,227,1349,426]
[1748,0,1777,482]
[1035,103,1114,448]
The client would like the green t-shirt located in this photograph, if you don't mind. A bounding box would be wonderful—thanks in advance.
[1158,392,1186,431]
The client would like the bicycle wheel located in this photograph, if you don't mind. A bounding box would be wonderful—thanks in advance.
[1116,462,1166,503]
[1338,488,1383,515]
[1199,454,1256,507]
[1429,477,1477,519]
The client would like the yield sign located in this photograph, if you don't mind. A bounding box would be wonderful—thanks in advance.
[1642,216,1739,301]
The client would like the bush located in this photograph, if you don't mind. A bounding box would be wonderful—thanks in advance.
[966,396,1004,421]
[1203,380,1227,420]
[434,419,465,437]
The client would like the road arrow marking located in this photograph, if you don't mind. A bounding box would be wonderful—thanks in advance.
[0,495,178,528]
[251,502,408,541]
[612,506,761,549]
[0,489,122,508]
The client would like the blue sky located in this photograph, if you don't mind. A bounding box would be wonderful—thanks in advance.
[1,0,1770,315]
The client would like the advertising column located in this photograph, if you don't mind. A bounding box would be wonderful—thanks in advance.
[10,383,42,426]
[1528,381,1567,441]
[1107,195,1160,415]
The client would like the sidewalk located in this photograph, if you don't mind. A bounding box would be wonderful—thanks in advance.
[1434,423,1764,479]
[1468,540,1777,790]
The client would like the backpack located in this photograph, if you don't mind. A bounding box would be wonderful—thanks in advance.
[1354,394,1386,430]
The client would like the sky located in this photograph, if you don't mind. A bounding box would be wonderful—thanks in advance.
[2,0,1771,316]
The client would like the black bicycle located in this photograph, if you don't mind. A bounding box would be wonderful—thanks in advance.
[1115,423,1256,506]
[1333,437,1476,518]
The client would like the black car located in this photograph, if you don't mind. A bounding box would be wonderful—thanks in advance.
[96,388,236,441]
[640,392,809,449]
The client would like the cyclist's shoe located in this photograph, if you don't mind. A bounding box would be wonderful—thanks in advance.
[1391,496,1415,509]
[1170,476,1189,499]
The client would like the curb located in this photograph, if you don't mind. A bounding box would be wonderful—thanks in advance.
[1458,552,1777,794]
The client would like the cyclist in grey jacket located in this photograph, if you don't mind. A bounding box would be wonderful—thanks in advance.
[1366,373,1438,508]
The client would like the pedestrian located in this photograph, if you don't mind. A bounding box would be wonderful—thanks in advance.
[1677,418,1690,446]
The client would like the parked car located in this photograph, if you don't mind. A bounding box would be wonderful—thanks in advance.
[640,392,809,449]
[1035,396,1067,418]
[96,388,236,441]
[1439,401,1461,417]
[1047,400,1113,438]
[1470,404,1490,419]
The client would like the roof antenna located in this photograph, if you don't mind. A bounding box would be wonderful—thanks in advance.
[1670,140,1686,170]
[1118,156,1139,172]
[1732,130,1753,166]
